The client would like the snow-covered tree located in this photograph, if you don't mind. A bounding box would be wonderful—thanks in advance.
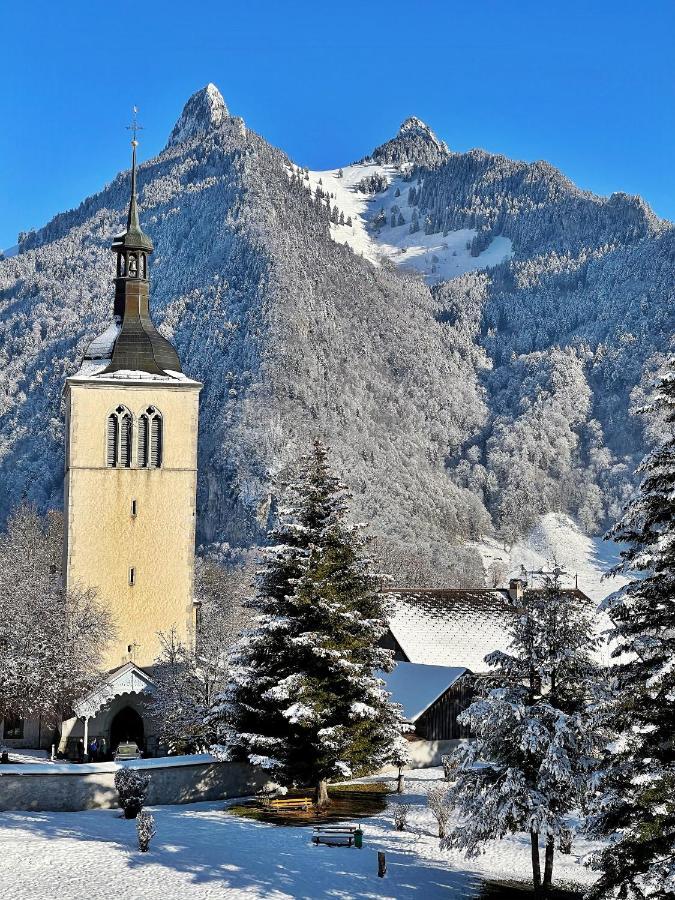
[0,505,112,726]
[586,360,675,900]
[150,555,251,752]
[212,440,407,806]
[443,570,599,894]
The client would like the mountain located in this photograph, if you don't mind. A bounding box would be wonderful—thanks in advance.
[0,84,673,579]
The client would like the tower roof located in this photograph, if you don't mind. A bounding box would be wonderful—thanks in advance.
[78,118,185,379]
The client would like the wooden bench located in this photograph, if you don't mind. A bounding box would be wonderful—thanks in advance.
[312,825,358,847]
[268,796,313,811]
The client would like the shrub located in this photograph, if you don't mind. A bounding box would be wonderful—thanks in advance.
[427,785,452,838]
[136,809,156,852]
[114,767,150,819]
[392,802,410,831]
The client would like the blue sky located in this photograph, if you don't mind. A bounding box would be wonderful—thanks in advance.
[1,0,673,250]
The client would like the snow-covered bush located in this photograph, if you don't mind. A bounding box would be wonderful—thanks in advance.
[136,809,156,852]
[427,785,452,838]
[441,754,457,782]
[114,768,150,820]
[392,803,410,831]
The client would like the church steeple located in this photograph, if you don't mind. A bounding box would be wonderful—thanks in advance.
[103,114,182,376]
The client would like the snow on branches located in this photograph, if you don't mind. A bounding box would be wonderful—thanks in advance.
[211,440,408,802]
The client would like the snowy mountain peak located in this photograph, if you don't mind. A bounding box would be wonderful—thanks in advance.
[167,83,229,147]
[398,116,435,138]
[363,116,449,169]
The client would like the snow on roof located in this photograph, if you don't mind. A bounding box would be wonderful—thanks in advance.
[382,662,467,721]
[387,588,513,671]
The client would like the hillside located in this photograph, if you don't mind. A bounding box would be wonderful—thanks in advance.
[0,83,672,577]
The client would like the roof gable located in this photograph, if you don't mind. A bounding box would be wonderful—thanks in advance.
[381,662,467,721]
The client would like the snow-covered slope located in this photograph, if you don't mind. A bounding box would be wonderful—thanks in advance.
[477,512,628,605]
[304,162,512,282]
[1,83,673,566]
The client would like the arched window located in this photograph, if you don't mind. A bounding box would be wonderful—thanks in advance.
[106,405,133,468]
[138,406,162,468]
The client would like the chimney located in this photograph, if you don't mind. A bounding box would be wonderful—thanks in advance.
[508,578,524,602]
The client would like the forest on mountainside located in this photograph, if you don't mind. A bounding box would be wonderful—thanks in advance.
[0,84,673,579]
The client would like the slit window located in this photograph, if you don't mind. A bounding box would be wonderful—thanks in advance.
[128,567,136,586]
[131,499,137,517]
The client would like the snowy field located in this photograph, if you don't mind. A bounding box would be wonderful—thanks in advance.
[0,768,598,899]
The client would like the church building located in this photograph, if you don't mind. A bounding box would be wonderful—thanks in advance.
[58,136,202,757]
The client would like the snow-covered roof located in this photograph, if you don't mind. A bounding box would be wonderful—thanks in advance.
[386,588,513,672]
[385,587,590,672]
[382,662,467,721]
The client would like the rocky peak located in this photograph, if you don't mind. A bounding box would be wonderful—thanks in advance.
[365,115,449,170]
[167,83,229,147]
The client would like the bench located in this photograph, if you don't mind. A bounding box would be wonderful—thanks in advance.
[312,825,358,847]
[268,796,313,811]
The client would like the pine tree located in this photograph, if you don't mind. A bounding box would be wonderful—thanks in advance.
[443,571,599,895]
[586,361,675,899]
[212,440,406,806]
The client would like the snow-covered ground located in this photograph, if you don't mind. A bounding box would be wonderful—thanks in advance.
[0,768,597,899]
[304,164,512,282]
[477,512,627,666]
[477,512,628,605]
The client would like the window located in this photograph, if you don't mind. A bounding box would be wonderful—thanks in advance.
[138,406,162,468]
[3,716,24,740]
[106,406,133,468]
[131,499,137,517]
[129,567,136,586]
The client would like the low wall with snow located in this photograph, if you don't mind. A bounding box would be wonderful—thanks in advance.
[407,738,471,768]
[0,755,267,812]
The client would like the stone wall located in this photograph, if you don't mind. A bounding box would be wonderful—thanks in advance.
[0,756,266,812]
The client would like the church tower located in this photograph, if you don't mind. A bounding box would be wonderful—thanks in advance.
[64,135,201,673]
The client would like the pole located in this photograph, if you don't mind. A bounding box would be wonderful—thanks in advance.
[83,716,89,762]
[377,852,387,878]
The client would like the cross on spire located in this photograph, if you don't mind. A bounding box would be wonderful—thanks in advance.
[126,106,143,146]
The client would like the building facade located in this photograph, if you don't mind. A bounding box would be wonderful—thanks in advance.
[58,138,201,757]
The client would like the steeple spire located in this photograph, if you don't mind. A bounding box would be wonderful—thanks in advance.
[126,107,143,233]
[101,110,182,376]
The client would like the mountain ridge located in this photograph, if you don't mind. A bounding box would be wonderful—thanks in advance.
[1,84,673,578]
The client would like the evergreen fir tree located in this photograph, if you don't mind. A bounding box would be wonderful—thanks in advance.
[443,571,599,895]
[586,360,675,899]
[212,440,407,806]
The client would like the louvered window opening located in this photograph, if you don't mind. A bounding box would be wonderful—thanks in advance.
[106,415,118,467]
[138,416,149,467]
[107,406,132,468]
[138,407,162,469]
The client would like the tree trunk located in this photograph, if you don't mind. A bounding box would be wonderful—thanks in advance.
[396,767,405,794]
[316,779,330,808]
[543,835,555,890]
[530,830,542,894]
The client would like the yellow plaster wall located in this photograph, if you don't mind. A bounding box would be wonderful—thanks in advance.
[64,378,201,671]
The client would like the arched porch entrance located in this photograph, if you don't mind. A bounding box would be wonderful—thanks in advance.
[110,705,145,753]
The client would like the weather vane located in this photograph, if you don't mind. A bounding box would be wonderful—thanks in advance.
[126,106,143,146]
